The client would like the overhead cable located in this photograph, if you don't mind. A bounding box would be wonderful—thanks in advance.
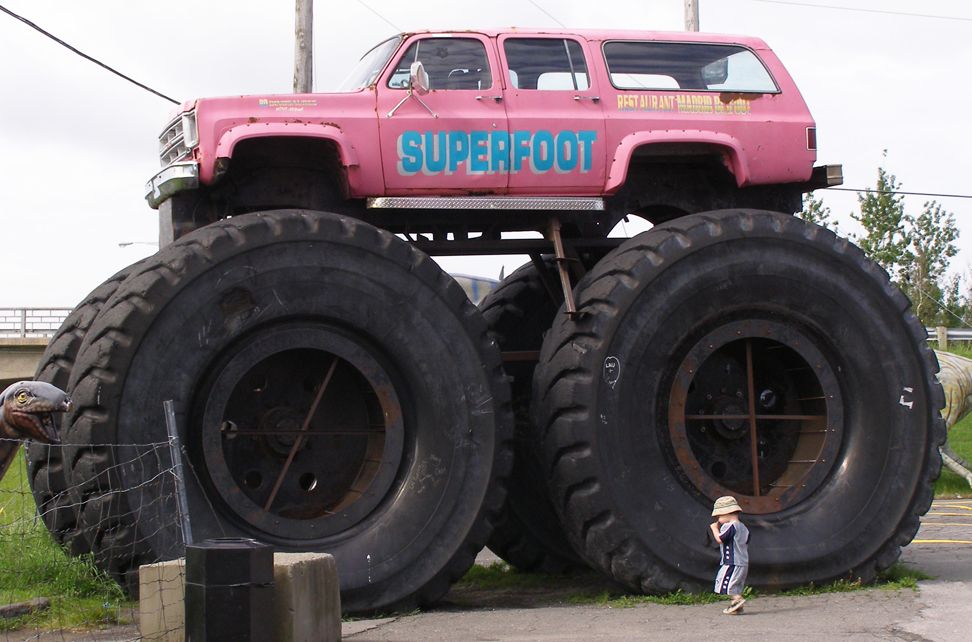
[750,0,972,23]
[0,3,180,105]
[828,188,972,200]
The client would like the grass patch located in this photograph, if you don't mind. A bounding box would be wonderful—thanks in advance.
[875,563,931,590]
[935,348,972,498]
[457,562,575,591]
[567,589,728,607]
[0,449,132,632]
[777,564,929,597]
[459,562,929,609]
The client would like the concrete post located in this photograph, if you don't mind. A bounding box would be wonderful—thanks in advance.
[937,326,948,350]
[273,553,341,642]
[139,559,186,642]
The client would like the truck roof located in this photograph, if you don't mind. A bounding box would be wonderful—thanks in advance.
[393,28,771,50]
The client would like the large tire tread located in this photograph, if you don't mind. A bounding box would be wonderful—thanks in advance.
[534,209,946,593]
[62,210,512,608]
[481,261,583,574]
[27,262,146,554]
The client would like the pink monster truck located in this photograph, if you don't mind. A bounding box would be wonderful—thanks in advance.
[31,29,942,614]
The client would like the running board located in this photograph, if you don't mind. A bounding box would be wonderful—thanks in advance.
[367,196,605,211]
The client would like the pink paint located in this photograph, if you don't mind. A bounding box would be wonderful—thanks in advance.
[171,29,816,199]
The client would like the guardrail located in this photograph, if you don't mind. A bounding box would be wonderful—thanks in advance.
[927,327,972,342]
[927,326,972,350]
[0,308,72,339]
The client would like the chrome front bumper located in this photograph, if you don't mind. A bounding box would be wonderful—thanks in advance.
[144,161,199,209]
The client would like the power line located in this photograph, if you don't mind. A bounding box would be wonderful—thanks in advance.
[829,188,972,200]
[527,0,567,28]
[913,282,971,329]
[356,0,402,32]
[749,0,972,23]
[0,3,179,105]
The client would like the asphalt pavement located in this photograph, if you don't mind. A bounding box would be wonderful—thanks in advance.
[344,499,972,642]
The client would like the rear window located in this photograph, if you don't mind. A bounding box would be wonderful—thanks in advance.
[603,41,778,93]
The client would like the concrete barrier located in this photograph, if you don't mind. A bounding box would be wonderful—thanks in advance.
[139,558,186,642]
[274,553,341,642]
[139,552,340,641]
[0,338,48,389]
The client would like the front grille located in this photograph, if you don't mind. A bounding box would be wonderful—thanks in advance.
[159,116,188,166]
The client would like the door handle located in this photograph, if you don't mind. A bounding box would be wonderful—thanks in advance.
[573,95,601,102]
[476,95,503,102]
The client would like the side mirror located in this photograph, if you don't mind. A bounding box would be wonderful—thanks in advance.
[410,61,430,95]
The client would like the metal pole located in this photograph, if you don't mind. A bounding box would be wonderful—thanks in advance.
[294,0,313,93]
[685,0,700,31]
[163,400,194,546]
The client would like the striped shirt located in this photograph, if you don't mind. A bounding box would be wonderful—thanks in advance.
[718,520,750,567]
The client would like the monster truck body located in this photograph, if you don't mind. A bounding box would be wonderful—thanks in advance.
[147,29,839,244]
[32,28,940,616]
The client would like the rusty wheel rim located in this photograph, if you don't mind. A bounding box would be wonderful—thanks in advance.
[668,320,843,514]
[197,323,405,540]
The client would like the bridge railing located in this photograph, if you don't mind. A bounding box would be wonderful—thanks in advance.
[0,308,72,339]
[2,312,971,343]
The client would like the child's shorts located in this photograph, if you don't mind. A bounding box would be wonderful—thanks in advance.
[715,565,748,596]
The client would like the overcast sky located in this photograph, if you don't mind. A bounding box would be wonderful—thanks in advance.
[1,0,969,307]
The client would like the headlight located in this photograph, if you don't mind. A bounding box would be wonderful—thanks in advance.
[181,111,199,149]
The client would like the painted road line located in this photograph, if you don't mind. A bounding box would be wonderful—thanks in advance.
[911,539,972,544]
[915,523,972,527]
[925,512,972,516]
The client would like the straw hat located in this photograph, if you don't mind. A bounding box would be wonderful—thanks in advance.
[711,496,742,516]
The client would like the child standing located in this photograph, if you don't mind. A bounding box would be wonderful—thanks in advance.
[709,495,750,614]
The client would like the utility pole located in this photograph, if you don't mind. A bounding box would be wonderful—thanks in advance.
[685,0,699,31]
[294,0,313,93]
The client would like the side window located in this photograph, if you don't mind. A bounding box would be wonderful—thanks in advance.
[503,38,590,90]
[387,38,492,90]
[603,41,778,93]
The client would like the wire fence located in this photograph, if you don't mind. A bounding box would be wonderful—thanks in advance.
[0,437,190,641]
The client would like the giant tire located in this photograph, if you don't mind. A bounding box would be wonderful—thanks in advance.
[533,210,945,593]
[26,261,145,554]
[481,261,584,573]
[61,210,513,612]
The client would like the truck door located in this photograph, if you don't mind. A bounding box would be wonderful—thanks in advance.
[377,34,509,194]
[498,35,606,194]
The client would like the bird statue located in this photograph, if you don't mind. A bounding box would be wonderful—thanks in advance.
[0,381,70,480]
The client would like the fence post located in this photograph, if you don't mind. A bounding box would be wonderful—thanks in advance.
[937,326,948,351]
[20,309,26,338]
[163,400,194,546]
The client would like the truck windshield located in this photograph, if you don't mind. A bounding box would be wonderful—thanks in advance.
[337,36,403,91]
